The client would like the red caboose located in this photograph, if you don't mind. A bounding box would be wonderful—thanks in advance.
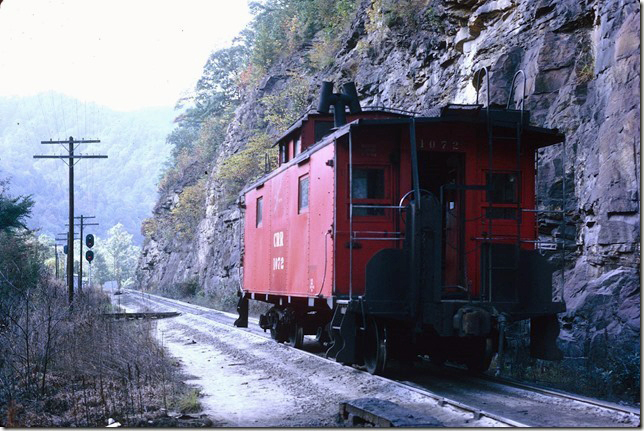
[236,75,565,374]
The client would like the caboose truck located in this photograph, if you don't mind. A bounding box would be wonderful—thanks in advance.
[236,70,566,375]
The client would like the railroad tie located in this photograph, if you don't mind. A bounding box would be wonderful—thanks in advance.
[339,398,443,427]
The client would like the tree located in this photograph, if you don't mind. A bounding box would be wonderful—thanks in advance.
[0,177,39,295]
[104,224,140,289]
[89,250,111,286]
[194,44,249,115]
[0,194,34,232]
[172,44,248,130]
[166,126,200,160]
[37,233,56,272]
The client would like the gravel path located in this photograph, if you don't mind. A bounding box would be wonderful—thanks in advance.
[118,291,504,427]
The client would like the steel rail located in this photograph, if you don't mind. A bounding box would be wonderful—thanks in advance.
[121,289,522,426]
[476,373,641,417]
[121,289,639,426]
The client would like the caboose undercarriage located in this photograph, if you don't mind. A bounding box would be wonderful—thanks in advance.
[237,76,567,375]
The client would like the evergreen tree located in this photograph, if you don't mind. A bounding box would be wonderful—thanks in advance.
[0,193,33,232]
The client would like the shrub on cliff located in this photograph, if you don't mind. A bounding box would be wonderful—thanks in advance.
[246,0,358,73]
[170,179,207,240]
[217,74,312,204]
[217,132,276,205]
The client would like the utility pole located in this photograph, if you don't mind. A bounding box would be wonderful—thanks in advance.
[56,234,79,285]
[54,244,59,279]
[66,216,98,293]
[35,137,107,304]
[55,236,77,284]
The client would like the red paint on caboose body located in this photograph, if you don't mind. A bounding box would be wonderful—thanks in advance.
[243,109,559,301]
[243,140,335,300]
[243,110,410,303]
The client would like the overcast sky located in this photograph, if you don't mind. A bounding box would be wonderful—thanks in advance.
[0,0,251,111]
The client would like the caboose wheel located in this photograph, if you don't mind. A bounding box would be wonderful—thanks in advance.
[267,307,289,343]
[286,323,304,349]
[363,317,387,375]
[465,337,494,374]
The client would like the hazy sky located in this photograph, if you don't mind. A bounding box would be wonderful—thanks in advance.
[0,0,251,111]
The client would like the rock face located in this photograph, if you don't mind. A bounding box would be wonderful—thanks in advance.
[137,0,639,396]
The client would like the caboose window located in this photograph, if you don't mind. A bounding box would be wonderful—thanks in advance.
[280,143,289,164]
[352,168,386,216]
[294,137,301,156]
[256,197,263,227]
[486,172,518,203]
[352,168,385,199]
[298,174,309,213]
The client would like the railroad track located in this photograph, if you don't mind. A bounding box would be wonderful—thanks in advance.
[476,373,640,418]
[119,289,640,427]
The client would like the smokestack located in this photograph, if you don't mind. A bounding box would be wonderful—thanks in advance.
[317,81,362,128]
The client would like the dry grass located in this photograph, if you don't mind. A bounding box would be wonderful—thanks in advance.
[176,388,202,413]
[0,284,194,427]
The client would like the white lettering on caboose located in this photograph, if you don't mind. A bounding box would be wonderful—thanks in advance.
[272,232,285,271]
[272,256,285,270]
[273,231,284,247]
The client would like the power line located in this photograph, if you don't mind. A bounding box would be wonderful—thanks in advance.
[75,99,80,140]
[59,93,67,135]
[48,92,60,138]
[34,136,107,304]
[84,101,88,139]
[37,94,52,137]
[66,215,98,292]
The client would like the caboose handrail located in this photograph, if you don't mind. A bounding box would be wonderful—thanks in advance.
[351,230,405,241]
[474,66,490,108]
[521,208,565,213]
[350,238,405,241]
[506,70,526,112]
[352,231,404,234]
[361,105,420,116]
[351,204,405,209]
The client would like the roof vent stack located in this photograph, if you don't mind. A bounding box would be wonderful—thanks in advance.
[317,81,362,128]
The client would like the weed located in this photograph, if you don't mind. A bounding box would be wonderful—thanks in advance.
[575,38,595,84]
[576,63,594,84]
[176,388,202,413]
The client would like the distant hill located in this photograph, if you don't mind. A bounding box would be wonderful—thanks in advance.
[0,93,175,244]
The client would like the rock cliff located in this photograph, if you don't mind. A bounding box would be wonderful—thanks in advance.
[137,0,640,399]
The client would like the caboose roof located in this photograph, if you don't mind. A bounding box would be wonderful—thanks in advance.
[345,104,565,148]
[272,109,319,147]
[272,107,412,147]
[241,105,564,196]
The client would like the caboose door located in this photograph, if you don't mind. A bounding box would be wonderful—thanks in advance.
[417,150,467,296]
[334,128,401,298]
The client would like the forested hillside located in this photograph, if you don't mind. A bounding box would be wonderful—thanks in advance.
[137,0,640,402]
[0,94,174,244]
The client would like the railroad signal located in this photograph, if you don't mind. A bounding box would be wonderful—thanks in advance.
[34,137,107,305]
[85,250,94,262]
[63,245,68,254]
[86,234,94,248]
